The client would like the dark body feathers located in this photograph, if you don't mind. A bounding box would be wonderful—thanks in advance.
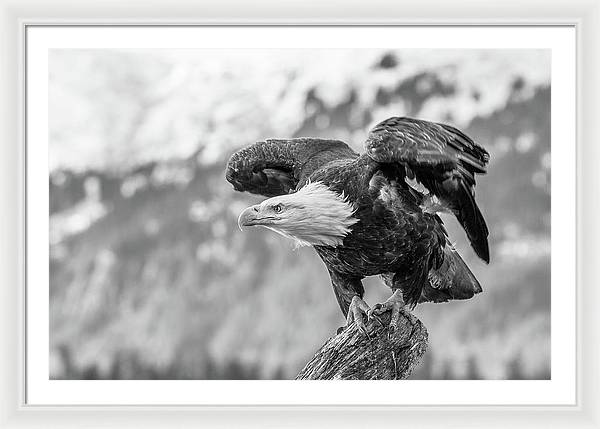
[226,117,490,316]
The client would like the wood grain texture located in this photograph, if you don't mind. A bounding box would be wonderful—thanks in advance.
[296,311,428,380]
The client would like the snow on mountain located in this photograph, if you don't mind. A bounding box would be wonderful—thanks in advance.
[49,49,550,172]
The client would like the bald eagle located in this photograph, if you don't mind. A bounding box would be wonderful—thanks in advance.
[226,117,489,334]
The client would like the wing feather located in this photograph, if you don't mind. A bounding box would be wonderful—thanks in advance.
[226,138,358,197]
[364,117,490,262]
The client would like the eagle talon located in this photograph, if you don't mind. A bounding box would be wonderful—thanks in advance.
[372,289,408,336]
[366,308,385,327]
[346,295,372,337]
[359,325,371,340]
[371,314,385,328]
[387,325,396,340]
[371,303,385,315]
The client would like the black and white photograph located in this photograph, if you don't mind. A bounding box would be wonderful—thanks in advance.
[0,0,595,423]
[47,46,552,381]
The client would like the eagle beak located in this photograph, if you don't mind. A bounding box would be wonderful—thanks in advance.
[238,205,261,230]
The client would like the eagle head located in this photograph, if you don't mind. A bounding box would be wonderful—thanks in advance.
[237,181,359,247]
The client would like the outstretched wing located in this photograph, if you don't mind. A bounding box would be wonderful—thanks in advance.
[365,117,490,263]
[226,138,358,197]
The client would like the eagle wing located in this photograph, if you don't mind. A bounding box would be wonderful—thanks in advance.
[364,117,490,262]
[226,138,359,197]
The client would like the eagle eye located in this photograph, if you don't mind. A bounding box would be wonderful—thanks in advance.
[273,204,283,214]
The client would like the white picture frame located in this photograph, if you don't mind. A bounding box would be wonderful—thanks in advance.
[1,0,598,427]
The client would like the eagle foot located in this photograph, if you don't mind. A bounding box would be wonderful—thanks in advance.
[368,290,412,339]
[344,295,381,338]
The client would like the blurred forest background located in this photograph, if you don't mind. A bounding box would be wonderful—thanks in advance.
[49,49,551,380]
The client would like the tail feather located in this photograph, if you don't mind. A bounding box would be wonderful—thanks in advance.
[421,174,489,263]
[455,181,490,263]
[420,245,482,303]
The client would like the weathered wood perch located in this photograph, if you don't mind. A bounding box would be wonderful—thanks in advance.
[296,311,428,380]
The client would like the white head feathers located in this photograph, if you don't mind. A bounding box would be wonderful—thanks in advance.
[258,181,359,247]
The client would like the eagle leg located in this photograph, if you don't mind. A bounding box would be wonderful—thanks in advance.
[345,295,377,338]
[368,289,413,337]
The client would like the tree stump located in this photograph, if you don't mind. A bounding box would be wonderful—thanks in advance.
[296,311,428,380]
